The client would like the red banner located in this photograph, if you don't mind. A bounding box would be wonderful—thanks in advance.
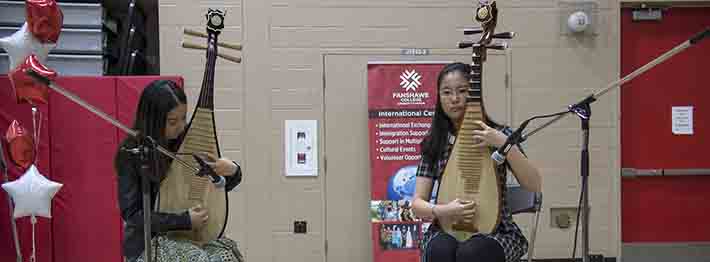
[367,62,445,262]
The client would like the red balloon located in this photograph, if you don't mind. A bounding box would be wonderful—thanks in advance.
[9,54,56,105]
[26,0,64,44]
[5,120,35,171]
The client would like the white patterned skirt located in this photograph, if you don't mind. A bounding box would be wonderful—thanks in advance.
[132,236,244,262]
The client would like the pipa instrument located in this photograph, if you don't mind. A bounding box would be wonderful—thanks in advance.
[158,9,242,246]
[436,0,515,242]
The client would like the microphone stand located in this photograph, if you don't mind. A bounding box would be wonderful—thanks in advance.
[499,27,708,262]
[122,135,159,262]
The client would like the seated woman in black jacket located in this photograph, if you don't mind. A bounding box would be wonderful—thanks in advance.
[114,80,244,262]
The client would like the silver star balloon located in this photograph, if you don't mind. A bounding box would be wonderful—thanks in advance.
[0,22,56,71]
[2,164,62,218]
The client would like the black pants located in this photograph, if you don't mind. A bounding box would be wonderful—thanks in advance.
[424,232,505,262]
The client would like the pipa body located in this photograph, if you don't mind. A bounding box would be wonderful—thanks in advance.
[158,9,228,246]
[437,103,502,241]
[437,1,509,242]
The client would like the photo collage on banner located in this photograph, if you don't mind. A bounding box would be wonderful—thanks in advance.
[367,62,445,262]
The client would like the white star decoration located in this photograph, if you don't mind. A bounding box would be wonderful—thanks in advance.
[0,22,56,71]
[2,164,62,218]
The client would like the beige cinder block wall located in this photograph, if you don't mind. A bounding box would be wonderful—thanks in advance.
[152,0,710,261]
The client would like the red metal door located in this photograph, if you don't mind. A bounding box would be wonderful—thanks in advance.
[621,6,710,244]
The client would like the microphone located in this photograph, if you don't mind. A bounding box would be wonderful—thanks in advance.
[192,154,222,184]
[491,120,530,165]
[689,27,709,45]
[121,145,223,185]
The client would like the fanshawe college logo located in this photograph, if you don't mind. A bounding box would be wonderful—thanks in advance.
[393,69,430,105]
[399,69,421,91]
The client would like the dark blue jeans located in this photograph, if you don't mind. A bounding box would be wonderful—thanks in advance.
[421,229,505,262]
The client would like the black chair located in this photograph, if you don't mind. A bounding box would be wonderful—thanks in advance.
[507,185,543,262]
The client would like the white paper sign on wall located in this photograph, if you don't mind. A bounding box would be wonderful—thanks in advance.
[671,106,693,135]
[285,120,318,176]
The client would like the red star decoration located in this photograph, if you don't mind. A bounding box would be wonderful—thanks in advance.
[26,0,64,44]
[9,54,56,105]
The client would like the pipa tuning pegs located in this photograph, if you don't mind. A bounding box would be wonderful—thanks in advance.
[463,27,484,35]
[492,32,516,39]
[486,42,508,50]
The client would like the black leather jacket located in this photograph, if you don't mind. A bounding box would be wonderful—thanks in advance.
[116,141,242,260]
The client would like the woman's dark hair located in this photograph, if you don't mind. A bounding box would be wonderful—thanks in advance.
[114,80,187,179]
[420,62,500,173]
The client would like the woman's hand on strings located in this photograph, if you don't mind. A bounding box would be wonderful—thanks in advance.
[198,152,238,177]
[459,200,477,224]
[189,204,208,229]
[471,120,506,148]
[438,198,476,223]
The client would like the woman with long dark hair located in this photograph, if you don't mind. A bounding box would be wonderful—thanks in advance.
[114,80,244,262]
[412,62,541,262]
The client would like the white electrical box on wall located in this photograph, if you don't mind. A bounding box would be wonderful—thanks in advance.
[284,120,319,177]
